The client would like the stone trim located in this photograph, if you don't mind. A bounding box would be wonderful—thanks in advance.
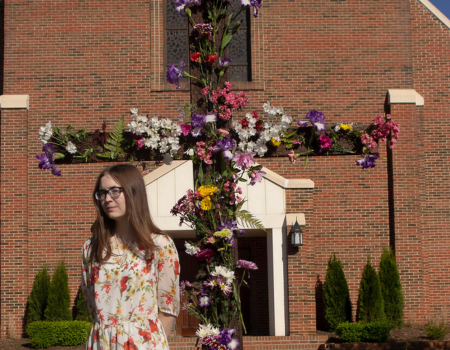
[387,89,424,106]
[417,0,450,30]
[0,95,29,110]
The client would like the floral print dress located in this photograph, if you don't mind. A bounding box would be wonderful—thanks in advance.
[81,234,180,350]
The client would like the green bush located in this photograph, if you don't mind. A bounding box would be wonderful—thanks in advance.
[323,255,352,330]
[336,321,392,342]
[73,285,93,322]
[27,266,51,326]
[27,321,91,349]
[424,322,448,340]
[379,248,403,328]
[357,258,386,323]
[44,261,72,321]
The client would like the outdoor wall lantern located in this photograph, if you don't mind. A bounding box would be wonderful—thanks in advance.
[290,218,303,247]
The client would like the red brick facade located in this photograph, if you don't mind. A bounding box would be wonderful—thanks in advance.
[1,0,449,347]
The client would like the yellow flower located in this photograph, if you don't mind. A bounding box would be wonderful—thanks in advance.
[171,287,176,296]
[140,280,146,288]
[167,247,174,256]
[114,269,120,277]
[198,185,218,198]
[200,196,212,211]
[340,123,353,131]
[271,138,281,147]
[116,308,122,315]
[159,251,165,259]
[106,273,112,281]
[140,295,146,303]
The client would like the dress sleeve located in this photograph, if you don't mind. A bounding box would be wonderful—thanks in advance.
[156,235,180,317]
[80,239,96,319]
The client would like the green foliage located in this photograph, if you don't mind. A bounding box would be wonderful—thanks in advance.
[336,321,392,342]
[97,117,126,160]
[44,261,72,321]
[27,321,91,349]
[357,258,386,323]
[323,255,352,330]
[73,285,93,322]
[378,248,404,328]
[27,267,51,326]
[424,321,448,340]
[235,209,266,232]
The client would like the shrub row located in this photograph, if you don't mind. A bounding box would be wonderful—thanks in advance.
[27,321,91,349]
[336,321,392,342]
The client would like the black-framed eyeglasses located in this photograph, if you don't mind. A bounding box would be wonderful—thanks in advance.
[94,187,124,201]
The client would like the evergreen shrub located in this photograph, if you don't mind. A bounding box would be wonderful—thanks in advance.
[356,258,386,323]
[44,261,72,321]
[27,266,51,326]
[378,248,404,328]
[323,255,352,330]
[73,285,93,322]
[336,321,392,342]
[27,321,91,349]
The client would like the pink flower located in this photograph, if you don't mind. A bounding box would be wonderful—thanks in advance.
[319,135,332,150]
[249,169,266,186]
[232,150,256,170]
[201,87,209,96]
[217,128,229,136]
[137,139,144,149]
[288,150,296,164]
[180,124,192,136]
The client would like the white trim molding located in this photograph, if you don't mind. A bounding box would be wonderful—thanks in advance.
[417,0,450,30]
[387,89,424,106]
[0,95,30,110]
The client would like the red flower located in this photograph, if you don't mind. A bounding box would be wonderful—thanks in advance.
[124,337,138,350]
[138,328,153,342]
[103,283,111,294]
[190,52,201,62]
[91,266,100,283]
[240,118,249,128]
[158,261,165,272]
[174,260,180,276]
[148,319,158,333]
[165,293,174,305]
[109,316,118,326]
[205,54,218,63]
[120,276,129,294]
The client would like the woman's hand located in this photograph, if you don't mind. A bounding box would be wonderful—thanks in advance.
[158,311,176,336]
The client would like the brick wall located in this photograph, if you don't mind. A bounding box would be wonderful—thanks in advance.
[0,0,449,341]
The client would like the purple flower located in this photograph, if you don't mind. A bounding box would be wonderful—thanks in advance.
[219,57,232,68]
[232,150,256,170]
[236,259,258,270]
[215,137,236,160]
[297,120,308,127]
[166,60,186,89]
[218,328,233,344]
[306,110,326,131]
[174,0,201,15]
[218,219,244,235]
[240,0,262,17]
[36,143,61,176]
[191,113,206,137]
[199,294,211,307]
[249,169,266,186]
[356,153,380,169]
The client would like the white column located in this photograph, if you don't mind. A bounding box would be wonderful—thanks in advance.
[267,227,287,336]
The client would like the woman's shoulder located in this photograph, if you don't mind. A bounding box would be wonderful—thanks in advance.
[151,233,175,249]
[82,237,95,256]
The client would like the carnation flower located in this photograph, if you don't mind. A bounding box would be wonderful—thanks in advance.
[319,135,332,150]
[195,248,215,263]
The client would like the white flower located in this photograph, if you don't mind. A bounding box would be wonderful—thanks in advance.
[65,141,77,154]
[38,121,53,142]
[196,324,220,338]
[211,265,235,284]
[184,148,195,156]
[185,242,200,256]
[334,124,341,132]
[228,339,240,350]
[130,108,139,115]
[205,112,217,123]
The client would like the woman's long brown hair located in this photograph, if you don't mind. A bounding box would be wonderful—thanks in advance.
[89,164,164,263]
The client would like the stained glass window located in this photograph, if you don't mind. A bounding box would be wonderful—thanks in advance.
[164,0,251,82]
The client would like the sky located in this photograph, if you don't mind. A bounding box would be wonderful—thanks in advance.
[428,0,450,19]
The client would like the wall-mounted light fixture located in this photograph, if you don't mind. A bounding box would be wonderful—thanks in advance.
[290,218,303,247]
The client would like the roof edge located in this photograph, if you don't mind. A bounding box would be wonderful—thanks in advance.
[417,0,450,30]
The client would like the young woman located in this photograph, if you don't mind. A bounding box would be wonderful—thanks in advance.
[81,164,180,350]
